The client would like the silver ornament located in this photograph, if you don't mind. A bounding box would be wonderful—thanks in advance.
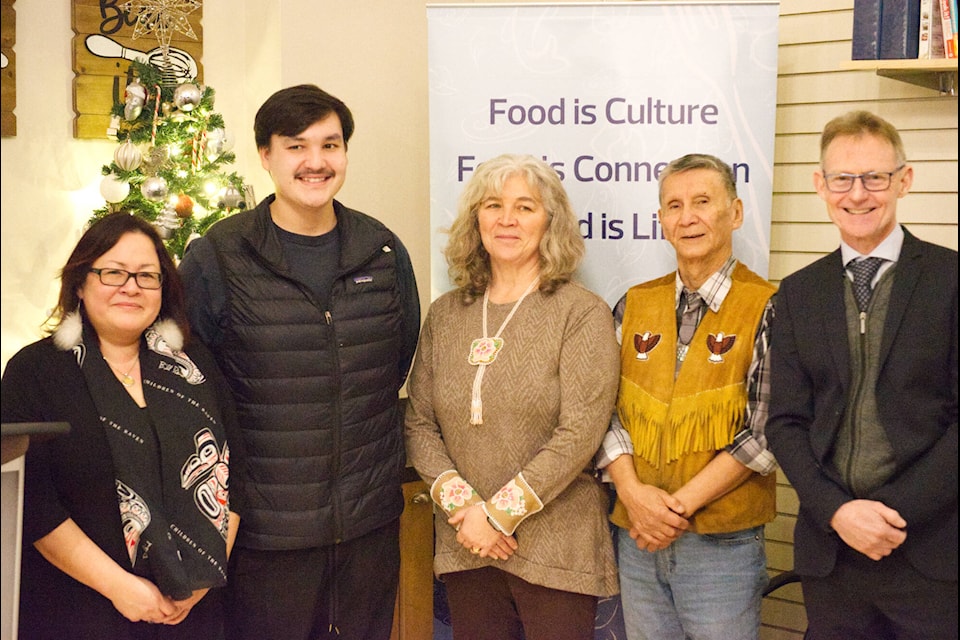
[125,102,143,121]
[113,141,143,171]
[153,206,180,240]
[140,176,169,202]
[218,185,244,209]
[153,224,173,240]
[172,83,202,112]
[124,79,147,121]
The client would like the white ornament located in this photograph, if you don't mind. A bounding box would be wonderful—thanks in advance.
[106,115,122,140]
[100,175,130,203]
[206,128,227,159]
[220,129,235,152]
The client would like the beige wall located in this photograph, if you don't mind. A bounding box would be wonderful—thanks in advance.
[1,1,956,637]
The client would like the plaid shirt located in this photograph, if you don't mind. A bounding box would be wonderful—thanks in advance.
[597,257,778,477]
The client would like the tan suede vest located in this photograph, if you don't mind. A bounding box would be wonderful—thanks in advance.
[612,263,777,534]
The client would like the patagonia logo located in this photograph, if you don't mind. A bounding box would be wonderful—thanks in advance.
[353,276,374,284]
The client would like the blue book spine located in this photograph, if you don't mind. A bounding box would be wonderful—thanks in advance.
[853,0,885,59]
[880,0,922,58]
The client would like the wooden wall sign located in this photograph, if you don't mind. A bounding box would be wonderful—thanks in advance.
[72,0,204,139]
[1,0,15,137]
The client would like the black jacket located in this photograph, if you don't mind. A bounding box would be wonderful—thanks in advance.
[1,329,240,639]
[180,196,420,550]
[768,228,957,581]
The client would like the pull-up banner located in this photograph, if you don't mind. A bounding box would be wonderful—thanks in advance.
[427,2,779,304]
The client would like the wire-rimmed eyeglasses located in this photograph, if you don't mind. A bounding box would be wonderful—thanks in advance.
[822,165,905,193]
[90,268,163,290]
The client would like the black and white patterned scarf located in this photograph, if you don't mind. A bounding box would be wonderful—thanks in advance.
[71,314,231,600]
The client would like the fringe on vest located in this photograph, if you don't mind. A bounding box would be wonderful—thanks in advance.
[619,380,745,467]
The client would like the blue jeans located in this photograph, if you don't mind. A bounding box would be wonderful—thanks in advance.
[617,525,768,640]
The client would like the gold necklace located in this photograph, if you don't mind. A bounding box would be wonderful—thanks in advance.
[104,355,140,387]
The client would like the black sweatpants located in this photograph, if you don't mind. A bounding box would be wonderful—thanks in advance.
[225,519,401,640]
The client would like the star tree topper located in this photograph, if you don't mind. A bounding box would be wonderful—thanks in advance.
[121,0,201,57]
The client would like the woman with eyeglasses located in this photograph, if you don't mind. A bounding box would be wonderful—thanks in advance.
[1,212,244,639]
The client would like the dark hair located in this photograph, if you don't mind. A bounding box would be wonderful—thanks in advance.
[254,84,355,150]
[49,212,190,342]
[657,153,738,203]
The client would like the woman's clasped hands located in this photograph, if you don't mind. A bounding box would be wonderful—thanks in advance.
[111,573,210,625]
[449,503,519,561]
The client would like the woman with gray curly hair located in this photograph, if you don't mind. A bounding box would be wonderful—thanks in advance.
[405,154,620,640]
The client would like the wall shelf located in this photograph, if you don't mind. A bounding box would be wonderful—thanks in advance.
[847,58,959,95]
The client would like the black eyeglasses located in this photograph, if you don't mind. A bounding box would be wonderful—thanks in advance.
[89,268,163,290]
[822,165,905,193]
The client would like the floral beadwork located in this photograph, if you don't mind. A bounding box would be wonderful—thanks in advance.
[482,473,543,535]
[468,337,504,366]
[490,479,528,517]
[439,476,476,513]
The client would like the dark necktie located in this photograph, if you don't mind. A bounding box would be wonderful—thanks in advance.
[678,290,702,345]
[848,257,885,311]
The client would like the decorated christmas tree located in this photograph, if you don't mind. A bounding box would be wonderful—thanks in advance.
[89,1,248,260]
[91,60,249,260]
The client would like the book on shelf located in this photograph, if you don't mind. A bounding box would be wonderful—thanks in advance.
[852,0,883,59]
[941,0,957,57]
[950,0,960,58]
[881,0,922,58]
[920,0,947,58]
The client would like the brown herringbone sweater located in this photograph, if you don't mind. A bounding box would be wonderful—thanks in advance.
[405,281,620,597]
